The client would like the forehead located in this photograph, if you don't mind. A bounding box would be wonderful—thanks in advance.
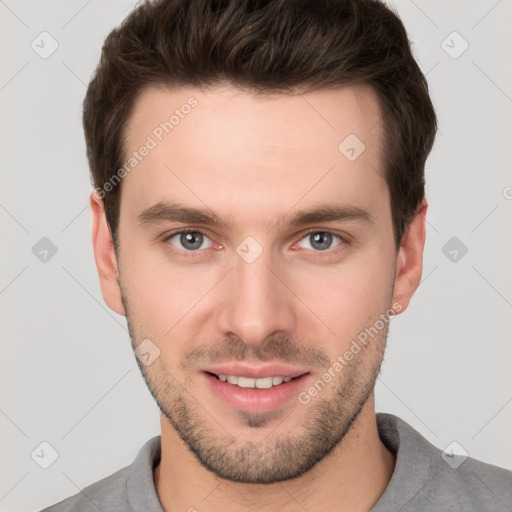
[124,83,383,156]
[120,83,387,229]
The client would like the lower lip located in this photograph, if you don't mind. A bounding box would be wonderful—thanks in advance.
[202,372,311,414]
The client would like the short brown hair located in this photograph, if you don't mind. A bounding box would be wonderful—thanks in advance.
[83,0,437,249]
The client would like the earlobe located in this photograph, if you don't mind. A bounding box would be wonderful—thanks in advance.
[90,191,126,316]
[391,200,428,315]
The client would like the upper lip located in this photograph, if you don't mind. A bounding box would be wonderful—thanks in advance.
[202,363,310,379]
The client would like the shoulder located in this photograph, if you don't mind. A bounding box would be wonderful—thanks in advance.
[374,413,512,511]
[37,436,162,512]
[38,466,131,512]
[434,453,512,509]
[415,453,512,511]
[456,455,512,499]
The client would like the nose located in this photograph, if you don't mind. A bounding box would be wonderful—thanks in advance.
[216,243,298,348]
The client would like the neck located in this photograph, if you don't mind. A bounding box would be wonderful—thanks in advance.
[154,395,395,512]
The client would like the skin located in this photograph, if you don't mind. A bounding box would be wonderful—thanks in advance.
[90,83,427,511]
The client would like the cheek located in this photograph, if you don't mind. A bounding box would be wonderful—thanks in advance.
[121,264,203,374]
[120,229,395,350]
[125,268,207,333]
[119,242,196,330]
[292,254,394,342]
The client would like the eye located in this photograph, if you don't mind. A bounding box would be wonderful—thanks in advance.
[297,231,343,252]
[167,229,213,252]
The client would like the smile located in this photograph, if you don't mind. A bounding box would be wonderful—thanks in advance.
[202,369,311,414]
[207,373,296,389]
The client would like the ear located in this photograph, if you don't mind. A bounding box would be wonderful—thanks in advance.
[90,190,126,316]
[391,200,428,315]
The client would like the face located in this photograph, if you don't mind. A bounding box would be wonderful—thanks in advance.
[92,83,423,483]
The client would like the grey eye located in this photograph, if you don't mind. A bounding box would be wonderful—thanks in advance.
[169,231,212,251]
[298,232,341,251]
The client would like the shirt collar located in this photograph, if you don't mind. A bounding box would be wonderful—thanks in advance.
[371,412,440,511]
[125,413,439,511]
[126,435,164,512]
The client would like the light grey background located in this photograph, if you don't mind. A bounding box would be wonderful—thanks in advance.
[1,1,511,511]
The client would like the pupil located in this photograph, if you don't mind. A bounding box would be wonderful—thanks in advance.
[181,232,202,250]
[311,232,332,251]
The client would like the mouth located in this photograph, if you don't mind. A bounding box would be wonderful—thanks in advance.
[205,371,303,389]
[200,365,311,414]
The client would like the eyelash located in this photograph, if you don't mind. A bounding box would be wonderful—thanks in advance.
[163,228,349,258]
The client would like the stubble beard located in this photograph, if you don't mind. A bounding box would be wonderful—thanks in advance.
[121,288,387,484]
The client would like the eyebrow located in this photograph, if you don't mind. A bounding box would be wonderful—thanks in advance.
[137,201,372,231]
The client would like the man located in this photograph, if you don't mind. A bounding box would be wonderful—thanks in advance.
[41,0,512,510]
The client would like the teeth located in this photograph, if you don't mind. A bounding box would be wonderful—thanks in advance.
[237,376,256,388]
[217,374,294,388]
[255,377,273,389]
[227,375,238,385]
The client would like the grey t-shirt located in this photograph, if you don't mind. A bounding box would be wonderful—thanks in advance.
[39,413,512,511]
